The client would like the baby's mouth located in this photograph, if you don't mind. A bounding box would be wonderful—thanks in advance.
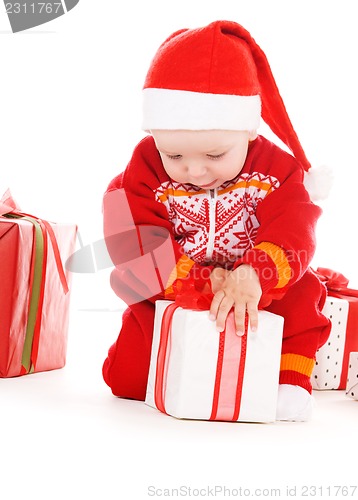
[197,179,218,188]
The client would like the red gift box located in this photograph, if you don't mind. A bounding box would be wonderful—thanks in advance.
[0,190,77,377]
[313,268,358,390]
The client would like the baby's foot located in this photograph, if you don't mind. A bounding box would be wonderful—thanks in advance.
[276,384,314,422]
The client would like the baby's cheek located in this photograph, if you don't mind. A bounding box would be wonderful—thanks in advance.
[218,163,243,181]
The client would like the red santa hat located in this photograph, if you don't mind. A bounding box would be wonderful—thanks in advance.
[142,20,331,200]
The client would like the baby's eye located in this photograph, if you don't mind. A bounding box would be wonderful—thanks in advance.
[207,152,226,160]
[166,154,182,160]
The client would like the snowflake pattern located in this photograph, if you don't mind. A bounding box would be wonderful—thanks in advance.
[154,173,280,265]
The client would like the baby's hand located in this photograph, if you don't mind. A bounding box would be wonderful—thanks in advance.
[209,265,262,335]
[209,267,231,294]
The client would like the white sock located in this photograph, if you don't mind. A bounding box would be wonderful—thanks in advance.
[276,384,314,422]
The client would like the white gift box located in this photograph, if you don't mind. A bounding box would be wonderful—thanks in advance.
[145,300,284,423]
[346,352,358,400]
[311,297,349,390]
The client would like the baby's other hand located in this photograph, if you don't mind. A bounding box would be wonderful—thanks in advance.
[209,265,262,335]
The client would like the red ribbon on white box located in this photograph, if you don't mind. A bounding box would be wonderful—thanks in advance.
[209,313,247,421]
[154,304,248,421]
[154,280,248,421]
[146,277,283,422]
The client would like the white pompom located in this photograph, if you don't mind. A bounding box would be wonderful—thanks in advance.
[304,165,333,201]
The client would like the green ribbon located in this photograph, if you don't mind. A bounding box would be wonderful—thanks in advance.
[4,213,45,373]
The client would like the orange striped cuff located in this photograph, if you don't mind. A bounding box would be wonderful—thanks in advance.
[164,255,195,297]
[255,242,291,289]
[280,353,316,378]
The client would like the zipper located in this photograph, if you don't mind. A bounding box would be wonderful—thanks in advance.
[206,188,217,261]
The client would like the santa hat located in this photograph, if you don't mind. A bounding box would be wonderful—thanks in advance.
[142,20,331,200]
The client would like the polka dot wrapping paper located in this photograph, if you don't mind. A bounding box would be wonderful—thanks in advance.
[346,352,358,400]
[312,295,358,390]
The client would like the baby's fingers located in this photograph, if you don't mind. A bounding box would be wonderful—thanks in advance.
[235,301,259,336]
[234,302,247,336]
[209,290,225,321]
[247,303,259,332]
[210,291,232,332]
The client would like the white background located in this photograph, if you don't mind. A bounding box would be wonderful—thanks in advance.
[1,1,358,499]
[1,0,358,310]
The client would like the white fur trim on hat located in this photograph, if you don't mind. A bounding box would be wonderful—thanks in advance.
[142,88,261,131]
[304,165,333,201]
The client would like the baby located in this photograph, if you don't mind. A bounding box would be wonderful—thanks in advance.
[102,20,331,421]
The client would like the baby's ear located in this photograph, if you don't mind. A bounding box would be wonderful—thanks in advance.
[248,130,258,141]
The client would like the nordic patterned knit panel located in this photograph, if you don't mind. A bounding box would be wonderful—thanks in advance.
[154,172,280,266]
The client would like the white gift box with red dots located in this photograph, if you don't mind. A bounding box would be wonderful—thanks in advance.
[346,352,358,400]
[311,297,350,390]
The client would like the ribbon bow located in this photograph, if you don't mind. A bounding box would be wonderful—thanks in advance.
[172,278,213,310]
[0,189,69,294]
[316,267,358,298]
[172,275,276,311]
[0,188,22,215]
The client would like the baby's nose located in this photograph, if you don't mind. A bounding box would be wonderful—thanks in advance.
[187,162,207,178]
